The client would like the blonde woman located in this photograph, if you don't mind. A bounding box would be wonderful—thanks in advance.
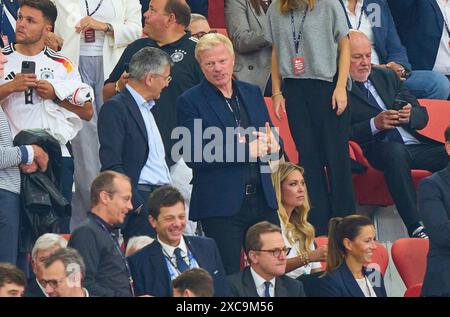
[272,162,327,279]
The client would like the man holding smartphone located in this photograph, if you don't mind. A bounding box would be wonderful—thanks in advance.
[348,31,449,239]
[0,0,93,233]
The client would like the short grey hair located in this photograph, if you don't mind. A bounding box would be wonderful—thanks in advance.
[31,233,68,260]
[43,247,86,281]
[190,13,207,24]
[125,236,154,257]
[128,47,173,81]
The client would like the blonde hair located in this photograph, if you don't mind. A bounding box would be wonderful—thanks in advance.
[194,33,234,62]
[271,162,315,256]
[279,0,315,15]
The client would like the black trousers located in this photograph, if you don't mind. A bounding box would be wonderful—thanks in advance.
[201,188,280,275]
[364,141,448,235]
[122,189,158,244]
[284,78,356,235]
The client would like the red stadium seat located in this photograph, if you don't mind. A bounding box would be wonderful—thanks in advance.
[403,283,423,297]
[208,0,225,28]
[264,97,299,163]
[417,99,450,143]
[391,238,429,296]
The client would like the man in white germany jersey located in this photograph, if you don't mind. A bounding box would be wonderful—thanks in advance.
[0,0,93,232]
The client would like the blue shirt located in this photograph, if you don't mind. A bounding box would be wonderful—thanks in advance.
[126,84,171,185]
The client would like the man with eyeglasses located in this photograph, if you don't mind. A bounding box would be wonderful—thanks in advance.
[228,221,305,297]
[40,247,88,297]
[188,13,214,39]
[68,171,134,297]
[103,0,202,239]
[98,47,173,243]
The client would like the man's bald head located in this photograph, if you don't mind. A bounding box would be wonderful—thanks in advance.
[349,30,372,82]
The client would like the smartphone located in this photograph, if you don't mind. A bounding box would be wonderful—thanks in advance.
[392,98,408,111]
[21,61,36,74]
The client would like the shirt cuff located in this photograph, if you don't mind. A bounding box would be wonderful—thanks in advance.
[20,145,34,165]
[370,118,380,135]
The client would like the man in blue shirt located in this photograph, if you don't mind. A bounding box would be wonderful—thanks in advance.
[98,47,173,243]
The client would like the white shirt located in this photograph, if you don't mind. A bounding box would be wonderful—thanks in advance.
[356,277,377,297]
[433,0,450,75]
[79,0,115,56]
[250,267,276,297]
[362,80,420,145]
[281,223,322,279]
[126,84,171,185]
[0,44,82,156]
[344,0,381,64]
[157,236,199,280]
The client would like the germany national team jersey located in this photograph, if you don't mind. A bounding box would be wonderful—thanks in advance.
[0,44,81,140]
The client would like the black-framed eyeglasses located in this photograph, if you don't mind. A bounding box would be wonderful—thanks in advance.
[255,247,291,257]
[39,277,65,289]
[191,29,217,39]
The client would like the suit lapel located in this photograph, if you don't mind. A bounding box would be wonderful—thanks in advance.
[149,241,171,292]
[242,268,260,297]
[122,88,149,143]
[368,69,393,110]
[274,277,288,297]
[185,236,205,267]
[201,79,236,129]
[350,80,381,112]
[341,263,366,297]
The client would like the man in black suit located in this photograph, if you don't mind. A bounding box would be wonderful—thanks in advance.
[227,221,305,297]
[348,30,449,238]
[419,125,450,297]
[98,47,173,242]
[127,186,229,297]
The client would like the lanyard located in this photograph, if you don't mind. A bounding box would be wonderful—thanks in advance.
[93,218,135,296]
[290,5,309,55]
[339,0,364,30]
[224,95,242,128]
[162,247,197,280]
[443,12,450,39]
[85,0,104,16]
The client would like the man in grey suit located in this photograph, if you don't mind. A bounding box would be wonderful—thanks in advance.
[228,221,305,297]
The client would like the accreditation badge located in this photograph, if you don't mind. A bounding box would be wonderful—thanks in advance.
[84,29,96,43]
[292,57,305,76]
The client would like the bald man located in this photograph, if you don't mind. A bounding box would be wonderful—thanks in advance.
[347,30,449,239]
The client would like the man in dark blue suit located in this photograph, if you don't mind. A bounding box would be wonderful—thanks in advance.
[348,31,449,238]
[98,47,173,243]
[387,0,450,89]
[176,33,283,274]
[419,125,450,297]
[341,0,450,100]
[127,186,230,297]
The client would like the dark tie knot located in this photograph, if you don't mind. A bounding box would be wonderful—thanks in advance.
[264,281,272,297]
[174,247,189,273]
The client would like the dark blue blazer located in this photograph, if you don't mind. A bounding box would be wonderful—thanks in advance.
[97,88,149,209]
[387,0,445,70]
[128,235,230,297]
[418,165,450,297]
[176,79,282,221]
[319,262,387,297]
[0,0,19,47]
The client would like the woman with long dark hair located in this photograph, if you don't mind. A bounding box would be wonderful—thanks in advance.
[319,215,387,297]
[266,0,356,235]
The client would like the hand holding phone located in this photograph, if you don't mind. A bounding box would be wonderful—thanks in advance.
[11,61,37,93]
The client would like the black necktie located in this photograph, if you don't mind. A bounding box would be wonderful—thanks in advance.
[174,247,189,273]
[354,81,404,144]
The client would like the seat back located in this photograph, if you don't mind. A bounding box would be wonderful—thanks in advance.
[391,238,429,288]
[418,99,450,143]
[403,283,423,297]
[264,97,299,163]
[208,0,225,28]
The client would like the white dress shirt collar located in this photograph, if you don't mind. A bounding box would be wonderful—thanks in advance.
[250,267,276,297]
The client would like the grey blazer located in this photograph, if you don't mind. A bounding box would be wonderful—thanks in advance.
[225,0,272,93]
[227,267,306,297]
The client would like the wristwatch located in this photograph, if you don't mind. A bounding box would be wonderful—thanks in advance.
[105,23,114,34]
